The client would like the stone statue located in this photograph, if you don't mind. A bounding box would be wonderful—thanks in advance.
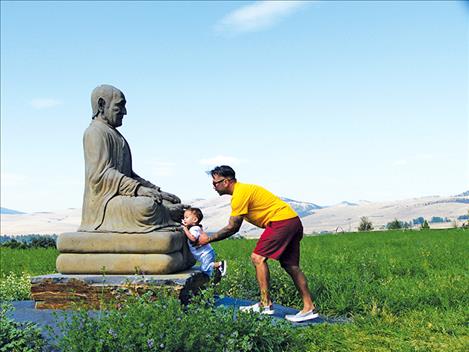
[78,84,185,233]
[55,85,195,275]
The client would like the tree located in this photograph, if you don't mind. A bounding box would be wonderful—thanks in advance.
[30,236,56,248]
[387,218,403,230]
[358,217,373,231]
[420,220,430,230]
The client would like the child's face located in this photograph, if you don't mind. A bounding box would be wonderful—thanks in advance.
[183,211,199,226]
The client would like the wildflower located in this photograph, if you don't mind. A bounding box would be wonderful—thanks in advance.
[147,338,154,349]
[160,343,165,349]
[108,328,117,338]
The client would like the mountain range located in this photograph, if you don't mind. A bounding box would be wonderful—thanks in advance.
[1,192,468,237]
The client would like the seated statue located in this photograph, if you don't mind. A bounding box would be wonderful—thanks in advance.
[78,84,185,233]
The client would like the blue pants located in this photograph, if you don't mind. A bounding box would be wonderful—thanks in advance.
[199,249,216,276]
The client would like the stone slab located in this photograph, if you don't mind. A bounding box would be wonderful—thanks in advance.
[30,270,209,309]
[56,251,193,275]
[57,230,184,254]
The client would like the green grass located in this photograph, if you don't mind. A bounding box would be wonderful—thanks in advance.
[0,247,58,276]
[1,229,468,351]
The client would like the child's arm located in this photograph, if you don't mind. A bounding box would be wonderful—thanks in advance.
[182,226,198,242]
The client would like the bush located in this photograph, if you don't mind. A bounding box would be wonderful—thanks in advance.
[52,289,301,352]
[30,236,56,248]
[420,220,430,230]
[358,217,373,231]
[0,235,57,249]
[0,272,31,301]
[0,303,44,352]
[386,219,403,230]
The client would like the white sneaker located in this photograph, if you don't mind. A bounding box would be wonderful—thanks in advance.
[285,309,319,322]
[218,260,227,276]
[239,302,275,315]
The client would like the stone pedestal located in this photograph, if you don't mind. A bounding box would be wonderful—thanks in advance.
[56,229,195,275]
[30,270,209,309]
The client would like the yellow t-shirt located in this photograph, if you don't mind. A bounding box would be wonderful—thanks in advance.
[230,182,297,228]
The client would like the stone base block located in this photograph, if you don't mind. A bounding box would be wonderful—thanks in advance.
[57,230,184,254]
[30,271,209,309]
[56,252,193,275]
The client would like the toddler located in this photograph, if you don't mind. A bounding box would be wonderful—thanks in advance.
[182,207,226,278]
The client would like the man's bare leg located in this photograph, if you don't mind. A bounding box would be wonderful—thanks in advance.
[282,264,315,313]
[251,253,272,307]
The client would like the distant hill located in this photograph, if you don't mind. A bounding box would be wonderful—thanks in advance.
[454,190,469,197]
[2,192,468,236]
[280,197,321,217]
[0,207,25,215]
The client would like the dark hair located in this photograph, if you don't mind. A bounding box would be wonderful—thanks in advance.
[185,207,203,223]
[210,165,236,180]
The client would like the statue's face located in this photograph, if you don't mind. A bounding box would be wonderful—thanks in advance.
[105,91,127,127]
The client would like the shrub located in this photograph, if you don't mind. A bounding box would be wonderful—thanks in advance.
[386,219,403,230]
[0,235,57,249]
[30,236,56,248]
[420,220,430,230]
[0,240,28,250]
[0,272,31,301]
[0,303,45,352]
[52,289,301,352]
[358,217,373,231]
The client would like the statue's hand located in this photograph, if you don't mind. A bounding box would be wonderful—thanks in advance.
[136,186,163,204]
[160,191,181,204]
[166,203,187,223]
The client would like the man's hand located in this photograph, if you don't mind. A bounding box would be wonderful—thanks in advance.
[198,231,210,246]
[136,186,163,204]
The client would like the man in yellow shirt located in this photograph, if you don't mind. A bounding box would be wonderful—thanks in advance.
[197,165,319,322]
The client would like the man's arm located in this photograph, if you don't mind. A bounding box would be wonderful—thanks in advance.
[198,216,244,245]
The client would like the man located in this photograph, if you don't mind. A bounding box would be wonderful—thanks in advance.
[197,165,318,322]
[79,84,184,233]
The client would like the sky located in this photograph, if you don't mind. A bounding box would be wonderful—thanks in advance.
[1,1,468,213]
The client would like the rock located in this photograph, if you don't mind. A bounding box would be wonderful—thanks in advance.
[30,270,209,309]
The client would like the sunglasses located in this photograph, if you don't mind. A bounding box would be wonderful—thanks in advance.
[212,178,227,187]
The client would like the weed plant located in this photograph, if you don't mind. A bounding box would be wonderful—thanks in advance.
[51,289,301,352]
[0,272,31,301]
[0,303,44,352]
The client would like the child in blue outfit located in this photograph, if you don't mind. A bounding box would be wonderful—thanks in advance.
[182,207,226,278]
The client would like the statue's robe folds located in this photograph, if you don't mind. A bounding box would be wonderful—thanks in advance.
[78,119,171,233]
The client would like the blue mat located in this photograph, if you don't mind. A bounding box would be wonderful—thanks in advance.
[215,297,350,326]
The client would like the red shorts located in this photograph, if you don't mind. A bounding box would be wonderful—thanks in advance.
[253,217,303,266]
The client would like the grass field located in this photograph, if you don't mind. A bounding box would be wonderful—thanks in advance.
[1,228,468,351]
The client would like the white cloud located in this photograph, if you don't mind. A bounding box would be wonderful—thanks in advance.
[215,1,308,34]
[30,98,62,109]
[199,155,243,166]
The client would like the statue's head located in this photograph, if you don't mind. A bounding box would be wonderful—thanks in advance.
[91,84,127,128]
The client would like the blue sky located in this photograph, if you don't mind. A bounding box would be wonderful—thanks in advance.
[1,1,468,212]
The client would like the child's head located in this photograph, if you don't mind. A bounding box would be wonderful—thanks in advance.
[183,207,203,227]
